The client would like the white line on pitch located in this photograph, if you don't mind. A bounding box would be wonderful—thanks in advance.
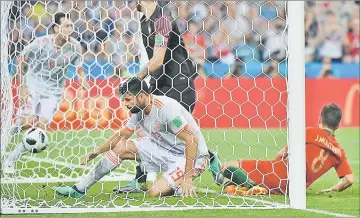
[301,208,356,217]
[199,188,355,217]
[21,155,134,176]
[198,188,288,208]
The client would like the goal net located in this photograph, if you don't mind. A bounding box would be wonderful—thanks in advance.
[1,1,305,213]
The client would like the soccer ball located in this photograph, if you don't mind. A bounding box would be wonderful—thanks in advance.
[22,127,49,153]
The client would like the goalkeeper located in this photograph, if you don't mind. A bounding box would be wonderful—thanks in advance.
[114,0,222,193]
[220,104,354,195]
[3,13,87,174]
[56,78,209,198]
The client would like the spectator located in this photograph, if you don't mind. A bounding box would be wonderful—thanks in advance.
[105,24,129,78]
[262,20,288,77]
[176,3,190,33]
[318,57,335,79]
[6,0,359,80]
[316,10,344,63]
[221,1,250,47]
[210,23,236,78]
[305,7,319,62]
[182,20,207,76]
[344,19,360,63]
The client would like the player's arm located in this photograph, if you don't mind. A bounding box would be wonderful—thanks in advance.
[137,16,171,80]
[72,43,88,89]
[95,127,134,154]
[166,108,197,196]
[76,67,90,90]
[81,127,134,165]
[177,125,199,180]
[323,174,354,193]
[318,157,354,194]
[176,125,198,197]
[82,115,137,165]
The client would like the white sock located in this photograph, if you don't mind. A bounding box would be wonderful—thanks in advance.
[75,150,122,193]
[6,143,27,164]
[10,106,26,137]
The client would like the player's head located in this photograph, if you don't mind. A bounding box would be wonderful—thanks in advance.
[119,77,150,114]
[52,13,73,38]
[319,103,342,131]
[137,0,157,13]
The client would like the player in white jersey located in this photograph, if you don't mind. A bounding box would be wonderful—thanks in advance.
[55,77,209,197]
[3,13,87,174]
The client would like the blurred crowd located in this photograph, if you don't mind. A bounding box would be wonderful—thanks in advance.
[305,1,360,78]
[7,1,360,79]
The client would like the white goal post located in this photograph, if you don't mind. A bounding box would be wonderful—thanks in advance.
[1,0,306,214]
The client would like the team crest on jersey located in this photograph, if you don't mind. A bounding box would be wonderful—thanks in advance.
[172,116,183,128]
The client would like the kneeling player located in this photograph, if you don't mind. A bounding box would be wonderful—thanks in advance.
[55,78,209,197]
[221,103,354,195]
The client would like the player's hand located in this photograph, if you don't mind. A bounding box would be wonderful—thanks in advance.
[81,150,100,165]
[316,188,333,195]
[180,176,197,197]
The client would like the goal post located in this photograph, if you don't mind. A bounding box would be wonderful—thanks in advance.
[1,0,306,214]
[287,1,306,210]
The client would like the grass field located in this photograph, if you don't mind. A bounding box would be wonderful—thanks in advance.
[1,128,359,217]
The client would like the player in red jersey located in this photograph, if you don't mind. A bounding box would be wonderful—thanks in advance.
[221,103,354,195]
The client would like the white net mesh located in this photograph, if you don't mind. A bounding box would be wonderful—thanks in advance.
[1,1,289,213]
[1,1,14,154]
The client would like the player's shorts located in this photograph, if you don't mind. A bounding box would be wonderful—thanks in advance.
[131,137,209,190]
[239,159,288,195]
[23,88,62,121]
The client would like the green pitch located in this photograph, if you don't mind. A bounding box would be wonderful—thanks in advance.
[2,128,359,217]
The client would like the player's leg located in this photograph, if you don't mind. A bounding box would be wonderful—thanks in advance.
[113,138,163,194]
[222,160,282,195]
[113,82,167,192]
[56,138,140,198]
[3,90,40,174]
[221,161,257,192]
[149,155,209,197]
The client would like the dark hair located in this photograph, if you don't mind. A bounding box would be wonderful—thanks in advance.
[321,103,342,130]
[52,13,69,31]
[119,77,150,97]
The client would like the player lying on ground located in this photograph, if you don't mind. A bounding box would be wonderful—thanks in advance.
[3,13,87,174]
[220,103,354,195]
[55,78,210,198]
[114,0,222,193]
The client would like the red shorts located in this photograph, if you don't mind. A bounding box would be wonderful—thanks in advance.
[238,159,288,194]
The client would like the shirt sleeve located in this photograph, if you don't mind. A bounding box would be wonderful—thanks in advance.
[154,16,172,47]
[70,42,83,69]
[334,157,353,178]
[163,104,188,135]
[21,39,42,62]
[125,114,139,131]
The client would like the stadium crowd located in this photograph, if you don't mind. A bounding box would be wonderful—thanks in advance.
[7,1,360,79]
